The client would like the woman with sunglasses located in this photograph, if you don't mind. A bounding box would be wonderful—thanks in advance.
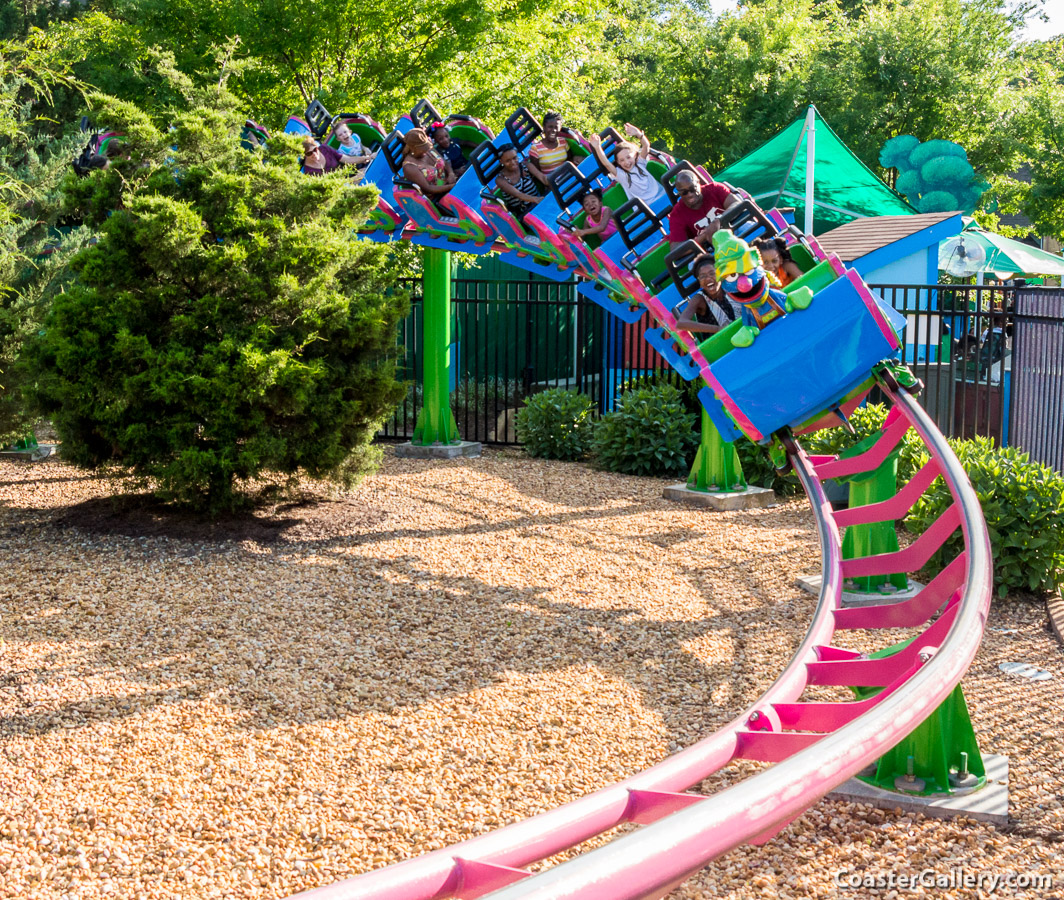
[301,137,344,176]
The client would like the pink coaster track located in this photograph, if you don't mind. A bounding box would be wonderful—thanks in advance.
[293,383,991,900]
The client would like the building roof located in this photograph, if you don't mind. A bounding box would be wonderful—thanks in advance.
[816,212,962,262]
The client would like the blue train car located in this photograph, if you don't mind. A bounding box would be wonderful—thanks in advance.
[694,263,907,444]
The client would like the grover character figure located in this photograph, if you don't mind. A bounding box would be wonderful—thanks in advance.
[712,230,813,347]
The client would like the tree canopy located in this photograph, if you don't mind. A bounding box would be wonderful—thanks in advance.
[21,0,1057,235]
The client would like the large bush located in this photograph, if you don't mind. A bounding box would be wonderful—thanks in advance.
[906,437,1064,598]
[28,87,407,513]
[592,382,696,476]
[516,388,594,461]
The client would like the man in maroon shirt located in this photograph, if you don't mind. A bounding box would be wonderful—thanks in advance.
[668,170,741,250]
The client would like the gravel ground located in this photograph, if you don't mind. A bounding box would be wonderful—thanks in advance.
[0,450,1061,900]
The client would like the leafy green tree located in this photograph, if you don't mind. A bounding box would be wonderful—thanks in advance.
[43,0,636,133]
[613,0,826,167]
[611,0,1064,230]
[0,0,82,40]
[40,12,203,120]
[1008,37,1064,238]
[808,0,1028,173]
[29,78,408,513]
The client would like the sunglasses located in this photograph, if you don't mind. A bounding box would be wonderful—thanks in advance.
[677,186,698,197]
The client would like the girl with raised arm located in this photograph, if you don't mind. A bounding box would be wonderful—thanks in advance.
[588,123,665,207]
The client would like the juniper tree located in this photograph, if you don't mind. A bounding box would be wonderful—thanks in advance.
[0,37,85,442]
[30,80,407,512]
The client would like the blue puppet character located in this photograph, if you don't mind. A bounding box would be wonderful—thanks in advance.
[712,230,813,347]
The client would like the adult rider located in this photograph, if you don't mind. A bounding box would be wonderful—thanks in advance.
[668,169,741,251]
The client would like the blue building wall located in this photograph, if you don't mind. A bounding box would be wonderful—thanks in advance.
[848,214,963,363]
[863,245,942,363]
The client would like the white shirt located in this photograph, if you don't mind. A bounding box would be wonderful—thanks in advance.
[617,160,666,206]
[337,134,365,159]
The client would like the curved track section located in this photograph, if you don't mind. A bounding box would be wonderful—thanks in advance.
[289,102,993,900]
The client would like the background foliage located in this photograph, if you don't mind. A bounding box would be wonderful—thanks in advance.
[6,0,1064,238]
[907,436,1064,598]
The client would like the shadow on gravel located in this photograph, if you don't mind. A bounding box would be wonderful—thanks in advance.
[45,493,390,545]
[0,464,803,742]
[0,541,795,742]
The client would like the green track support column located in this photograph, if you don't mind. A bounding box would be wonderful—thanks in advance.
[687,408,746,493]
[411,247,460,447]
[837,431,908,594]
[854,642,986,796]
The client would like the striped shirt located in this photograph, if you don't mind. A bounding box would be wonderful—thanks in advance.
[529,139,569,176]
[497,161,541,219]
[694,290,741,328]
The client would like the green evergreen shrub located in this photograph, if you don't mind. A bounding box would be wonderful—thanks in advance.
[516,388,594,460]
[592,382,696,476]
[906,436,1064,598]
[0,43,86,442]
[28,84,408,513]
[615,372,801,491]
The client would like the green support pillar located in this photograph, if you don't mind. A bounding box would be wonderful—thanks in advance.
[411,247,460,447]
[854,641,986,796]
[687,408,747,493]
[837,431,908,594]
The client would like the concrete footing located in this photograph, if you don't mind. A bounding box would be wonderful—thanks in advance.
[796,573,926,608]
[829,753,1009,825]
[393,441,482,459]
[662,483,776,510]
[1048,590,1064,647]
[0,443,58,461]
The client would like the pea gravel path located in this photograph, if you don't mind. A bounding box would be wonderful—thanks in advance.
[0,450,1060,899]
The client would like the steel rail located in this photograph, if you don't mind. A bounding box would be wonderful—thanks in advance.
[473,386,992,899]
[293,384,992,900]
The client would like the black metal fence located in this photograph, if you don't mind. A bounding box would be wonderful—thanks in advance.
[380,277,677,444]
[871,284,1015,447]
[381,277,1064,472]
[1011,288,1064,473]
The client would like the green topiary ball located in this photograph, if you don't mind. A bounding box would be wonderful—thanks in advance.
[909,139,967,170]
[516,388,596,461]
[896,169,925,200]
[879,134,920,170]
[920,155,975,187]
[918,190,961,213]
[591,382,697,476]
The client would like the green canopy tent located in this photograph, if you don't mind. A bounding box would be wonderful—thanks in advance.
[715,105,916,235]
[955,221,1064,279]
